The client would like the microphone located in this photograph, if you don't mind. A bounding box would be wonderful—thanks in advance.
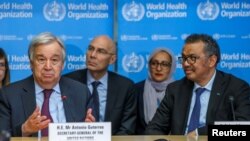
[61,95,67,100]
[229,96,236,121]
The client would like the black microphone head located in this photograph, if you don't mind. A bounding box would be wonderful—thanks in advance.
[228,95,236,121]
[229,96,234,101]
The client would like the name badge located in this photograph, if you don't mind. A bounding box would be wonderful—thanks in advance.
[49,122,111,141]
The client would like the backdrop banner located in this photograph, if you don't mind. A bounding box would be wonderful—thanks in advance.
[1,0,250,84]
[117,0,250,83]
[0,0,113,82]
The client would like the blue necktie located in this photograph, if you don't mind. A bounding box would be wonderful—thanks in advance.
[41,89,53,136]
[188,87,206,133]
[87,81,101,121]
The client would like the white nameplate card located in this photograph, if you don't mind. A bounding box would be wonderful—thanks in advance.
[49,122,111,141]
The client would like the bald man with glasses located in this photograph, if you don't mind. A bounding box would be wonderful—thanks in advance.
[64,35,136,135]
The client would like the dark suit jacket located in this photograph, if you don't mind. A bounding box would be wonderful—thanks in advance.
[0,76,88,136]
[145,70,250,135]
[133,80,147,135]
[64,69,137,135]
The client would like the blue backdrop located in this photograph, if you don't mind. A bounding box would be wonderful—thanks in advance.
[1,0,250,84]
[117,0,250,83]
[0,0,114,82]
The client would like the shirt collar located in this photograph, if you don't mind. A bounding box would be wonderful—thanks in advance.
[87,70,108,87]
[194,70,216,91]
[34,81,61,94]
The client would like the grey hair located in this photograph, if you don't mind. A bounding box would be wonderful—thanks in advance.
[28,32,65,62]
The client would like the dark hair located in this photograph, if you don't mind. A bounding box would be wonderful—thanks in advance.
[0,48,10,86]
[185,34,220,64]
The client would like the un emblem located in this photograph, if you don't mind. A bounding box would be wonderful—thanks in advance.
[43,1,66,21]
[122,1,145,21]
[197,1,219,20]
[122,52,144,72]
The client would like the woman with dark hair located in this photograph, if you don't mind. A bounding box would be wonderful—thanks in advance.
[0,48,10,88]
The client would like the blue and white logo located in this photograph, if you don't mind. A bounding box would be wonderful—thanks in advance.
[197,0,219,20]
[43,1,66,21]
[122,1,145,22]
[122,52,144,72]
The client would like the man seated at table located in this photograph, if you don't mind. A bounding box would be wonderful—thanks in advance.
[145,33,250,137]
[0,32,89,137]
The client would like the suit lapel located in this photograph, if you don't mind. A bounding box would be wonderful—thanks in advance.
[104,72,118,121]
[206,71,227,123]
[181,79,195,133]
[60,78,76,122]
[21,76,36,120]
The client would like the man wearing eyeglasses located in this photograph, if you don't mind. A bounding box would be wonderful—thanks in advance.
[0,32,89,137]
[64,35,136,135]
[145,34,250,137]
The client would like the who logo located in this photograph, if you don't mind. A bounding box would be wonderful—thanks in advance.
[197,0,220,20]
[122,52,145,73]
[43,1,66,21]
[122,1,145,22]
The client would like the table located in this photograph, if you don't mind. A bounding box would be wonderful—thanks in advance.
[10,136,207,141]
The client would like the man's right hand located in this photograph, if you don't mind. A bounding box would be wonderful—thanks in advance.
[21,106,51,136]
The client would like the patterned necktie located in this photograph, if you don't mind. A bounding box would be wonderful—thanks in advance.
[188,87,206,133]
[41,89,53,136]
[87,81,101,121]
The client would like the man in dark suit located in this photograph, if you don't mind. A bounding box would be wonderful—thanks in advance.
[145,34,250,137]
[64,35,136,135]
[0,32,89,137]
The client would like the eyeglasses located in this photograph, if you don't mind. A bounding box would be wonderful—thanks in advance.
[178,55,206,64]
[150,61,171,69]
[35,56,62,66]
[87,45,114,56]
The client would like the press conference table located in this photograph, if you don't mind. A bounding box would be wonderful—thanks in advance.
[10,136,208,141]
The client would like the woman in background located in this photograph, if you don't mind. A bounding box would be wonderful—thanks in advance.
[0,48,10,88]
[134,48,176,134]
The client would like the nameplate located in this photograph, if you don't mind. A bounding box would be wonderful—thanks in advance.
[49,122,111,141]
